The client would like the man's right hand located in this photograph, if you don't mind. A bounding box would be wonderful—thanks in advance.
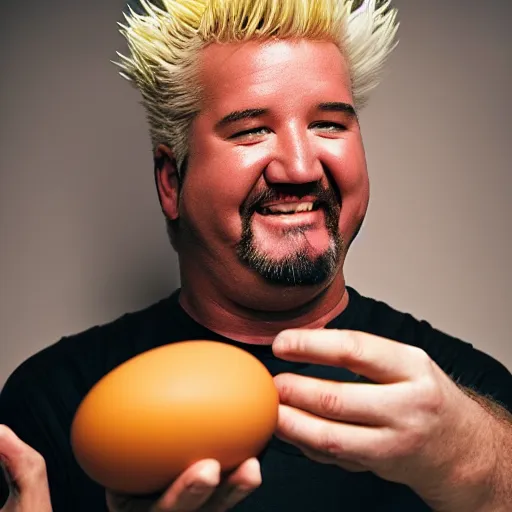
[0,425,52,512]
[106,457,262,512]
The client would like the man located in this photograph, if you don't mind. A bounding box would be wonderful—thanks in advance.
[1,0,511,511]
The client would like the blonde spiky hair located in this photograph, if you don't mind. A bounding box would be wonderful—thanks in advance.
[116,0,399,173]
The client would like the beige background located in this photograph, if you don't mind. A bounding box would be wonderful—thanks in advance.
[1,0,511,388]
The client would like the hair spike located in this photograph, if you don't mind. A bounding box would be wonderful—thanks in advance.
[345,0,399,108]
[116,0,399,170]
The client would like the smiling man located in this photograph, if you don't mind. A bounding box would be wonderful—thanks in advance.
[198,42,351,289]
[1,1,511,511]
[158,36,366,343]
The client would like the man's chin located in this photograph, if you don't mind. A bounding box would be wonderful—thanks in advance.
[238,247,339,287]
[236,213,344,286]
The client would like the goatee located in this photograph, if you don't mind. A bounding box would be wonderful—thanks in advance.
[236,183,343,286]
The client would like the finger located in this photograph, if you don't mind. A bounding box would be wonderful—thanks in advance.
[294,444,369,472]
[153,459,220,511]
[276,404,390,464]
[273,329,429,383]
[274,374,402,425]
[205,458,261,511]
[0,425,50,498]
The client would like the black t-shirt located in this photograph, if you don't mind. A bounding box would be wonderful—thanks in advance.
[1,287,511,511]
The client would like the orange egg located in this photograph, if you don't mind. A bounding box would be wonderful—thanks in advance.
[70,340,279,495]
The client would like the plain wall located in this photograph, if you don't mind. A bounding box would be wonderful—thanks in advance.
[1,0,511,388]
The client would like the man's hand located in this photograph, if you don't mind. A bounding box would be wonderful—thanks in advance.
[272,329,499,511]
[106,457,261,512]
[0,425,52,512]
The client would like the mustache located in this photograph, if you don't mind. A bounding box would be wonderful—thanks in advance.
[240,182,341,217]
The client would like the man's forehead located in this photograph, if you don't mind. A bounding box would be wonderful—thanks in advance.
[197,38,351,102]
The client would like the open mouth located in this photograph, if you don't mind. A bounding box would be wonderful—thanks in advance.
[257,201,322,216]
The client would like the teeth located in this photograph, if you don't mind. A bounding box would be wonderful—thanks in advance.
[263,202,315,214]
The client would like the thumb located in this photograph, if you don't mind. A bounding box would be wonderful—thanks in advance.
[0,425,52,512]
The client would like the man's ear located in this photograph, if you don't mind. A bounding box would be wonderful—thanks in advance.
[154,145,180,220]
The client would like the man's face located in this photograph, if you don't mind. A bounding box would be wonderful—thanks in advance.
[176,39,369,289]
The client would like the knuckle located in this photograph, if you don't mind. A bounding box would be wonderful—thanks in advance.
[400,411,424,437]
[393,418,428,458]
[406,348,445,410]
[275,378,294,404]
[0,424,47,478]
[425,384,444,414]
[343,332,365,362]
[289,331,308,355]
[319,390,342,417]
[26,453,48,481]
[416,377,445,415]
[34,452,47,472]
[407,345,431,367]
[278,330,308,356]
[317,427,342,456]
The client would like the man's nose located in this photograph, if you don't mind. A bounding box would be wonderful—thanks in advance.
[264,126,323,184]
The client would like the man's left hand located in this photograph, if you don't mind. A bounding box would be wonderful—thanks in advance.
[272,329,498,511]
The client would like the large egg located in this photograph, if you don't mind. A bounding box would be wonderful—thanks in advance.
[71,340,279,495]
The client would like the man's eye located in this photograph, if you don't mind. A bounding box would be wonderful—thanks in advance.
[310,122,347,132]
[228,127,270,139]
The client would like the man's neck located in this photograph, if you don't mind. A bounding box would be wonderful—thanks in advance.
[178,278,350,345]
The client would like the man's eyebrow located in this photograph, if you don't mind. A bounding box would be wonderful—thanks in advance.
[214,103,356,130]
[318,102,357,119]
[215,108,268,130]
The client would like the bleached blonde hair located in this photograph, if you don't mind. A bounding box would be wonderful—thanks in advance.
[116,0,399,173]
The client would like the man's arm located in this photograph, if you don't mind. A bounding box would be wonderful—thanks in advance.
[455,388,512,512]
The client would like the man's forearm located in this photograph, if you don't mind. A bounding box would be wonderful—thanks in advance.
[458,389,512,512]
[418,388,511,512]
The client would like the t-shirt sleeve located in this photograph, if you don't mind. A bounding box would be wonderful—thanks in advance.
[416,320,512,414]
